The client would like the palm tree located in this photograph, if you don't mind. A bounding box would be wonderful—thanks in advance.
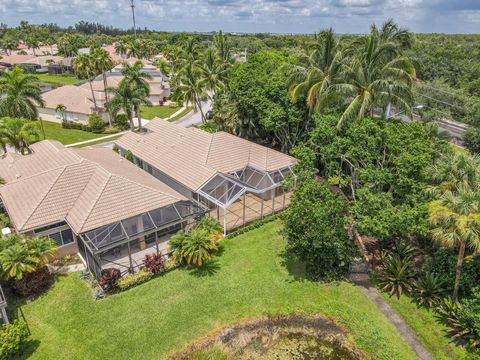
[25,35,40,56]
[0,66,44,119]
[120,61,152,131]
[286,28,344,113]
[199,48,227,98]
[177,64,207,123]
[0,117,41,153]
[0,234,57,281]
[114,40,128,59]
[55,104,66,121]
[73,54,99,111]
[106,82,150,131]
[333,30,416,128]
[90,48,114,126]
[1,37,17,55]
[428,185,480,300]
[426,152,480,197]
[213,30,232,66]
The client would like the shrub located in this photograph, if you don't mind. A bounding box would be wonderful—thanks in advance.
[377,253,414,299]
[422,248,480,298]
[0,320,29,360]
[124,150,134,162]
[282,179,356,281]
[114,114,130,130]
[225,214,280,239]
[0,213,10,229]
[11,266,51,296]
[437,291,480,351]
[412,272,446,308]
[117,270,153,291]
[62,120,92,132]
[169,229,218,267]
[99,268,121,292]
[144,253,165,273]
[88,114,106,133]
[195,217,223,240]
[103,126,120,135]
[112,144,119,153]
[463,127,480,154]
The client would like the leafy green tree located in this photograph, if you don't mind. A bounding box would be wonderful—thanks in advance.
[463,127,480,155]
[282,178,356,280]
[88,114,106,133]
[0,66,44,119]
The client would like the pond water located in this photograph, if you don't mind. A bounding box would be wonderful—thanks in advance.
[171,314,366,360]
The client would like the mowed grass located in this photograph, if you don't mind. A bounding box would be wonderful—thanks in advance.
[169,106,193,122]
[384,294,468,360]
[40,121,105,145]
[36,73,80,86]
[14,221,417,360]
[140,105,180,120]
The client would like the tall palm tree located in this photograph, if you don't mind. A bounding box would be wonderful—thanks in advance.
[177,64,207,123]
[73,54,99,111]
[120,61,152,131]
[334,30,416,128]
[0,117,40,153]
[106,82,151,131]
[286,28,343,113]
[199,48,227,98]
[428,185,480,300]
[0,66,44,119]
[90,48,114,126]
[213,30,232,65]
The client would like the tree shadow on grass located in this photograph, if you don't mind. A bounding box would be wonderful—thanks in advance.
[16,339,41,360]
[279,249,309,282]
[187,259,221,278]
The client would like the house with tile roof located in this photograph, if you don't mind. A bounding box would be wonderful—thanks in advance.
[115,119,297,234]
[0,140,204,278]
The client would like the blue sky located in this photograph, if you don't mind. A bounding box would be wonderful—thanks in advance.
[1,0,479,33]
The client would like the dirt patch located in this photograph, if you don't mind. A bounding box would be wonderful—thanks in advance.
[169,313,368,359]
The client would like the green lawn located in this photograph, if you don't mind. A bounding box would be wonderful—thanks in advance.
[384,294,468,360]
[168,106,193,122]
[41,121,106,145]
[12,221,417,360]
[140,105,180,120]
[36,73,80,86]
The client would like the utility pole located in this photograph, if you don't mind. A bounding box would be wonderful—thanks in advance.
[130,0,137,38]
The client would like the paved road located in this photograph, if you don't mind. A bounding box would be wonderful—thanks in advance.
[175,100,211,128]
[401,114,467,145]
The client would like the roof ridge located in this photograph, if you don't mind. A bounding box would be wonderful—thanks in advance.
[74,168,113,232]
[20,165,68,229]
[204,132,215,166]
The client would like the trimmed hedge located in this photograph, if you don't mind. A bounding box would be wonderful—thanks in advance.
[117,270,153,291]
[62,120,92,132]
[225,213,281,239]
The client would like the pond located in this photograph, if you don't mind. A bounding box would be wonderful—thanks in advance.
[171,314,367,360]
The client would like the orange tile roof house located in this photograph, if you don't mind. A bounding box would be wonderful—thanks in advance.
[116,120,297,234]
[0,140,203,278]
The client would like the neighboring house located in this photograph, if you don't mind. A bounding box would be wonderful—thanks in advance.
[0,140,204,278]
[0,54,73,73]
[116,120,297,234]
[37,74,171,124]
[38,85,107,123]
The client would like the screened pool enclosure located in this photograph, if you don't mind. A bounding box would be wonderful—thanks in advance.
[196,166,296,233]
[77,201,205,279]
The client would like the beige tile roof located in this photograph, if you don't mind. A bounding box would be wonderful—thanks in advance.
[116,120,297,191]
[41,85,95,114]
[0,141,187,234]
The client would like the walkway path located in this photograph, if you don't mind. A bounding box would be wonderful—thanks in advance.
[65,131,129,148]
[349,263,433,360]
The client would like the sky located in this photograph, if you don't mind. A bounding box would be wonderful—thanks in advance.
[1,0,479,34]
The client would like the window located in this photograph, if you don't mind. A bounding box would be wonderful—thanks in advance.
[34,221,67,234]
[48,229,75,246]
